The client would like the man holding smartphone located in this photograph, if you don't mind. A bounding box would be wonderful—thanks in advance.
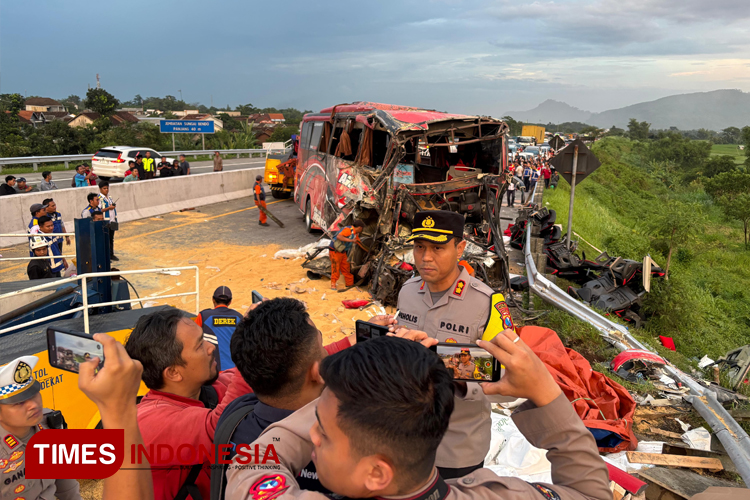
[0,356,81,500]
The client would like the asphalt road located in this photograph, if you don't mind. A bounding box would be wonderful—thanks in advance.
[17,158,267,185]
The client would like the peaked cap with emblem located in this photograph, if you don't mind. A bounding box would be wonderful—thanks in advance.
[0,356,41,405]
[407,211,465,243]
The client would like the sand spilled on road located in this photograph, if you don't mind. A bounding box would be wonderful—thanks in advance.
[115,236,392,345]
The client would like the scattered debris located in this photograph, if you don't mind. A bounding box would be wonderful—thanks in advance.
[187,260,203,264]
[320,293,326,300]
[681,428,711,451]
[342,299,371,309]
[648,427,682,440]
[159,270,181,276]
[674,418,691,432]
[626,452,723,471]
[206,266,220,271]
[638,467,743,499]
[697,355,714,369]
[263,282,282,290]
[290,285,307,294]
[659,335,677,351]
[275,240,331,260]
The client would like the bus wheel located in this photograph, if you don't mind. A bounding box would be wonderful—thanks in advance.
[305,200,314,233]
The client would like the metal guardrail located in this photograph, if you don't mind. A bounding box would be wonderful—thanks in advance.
[522,186,750,484]
[0,149,268,173]
[0,266,199,335]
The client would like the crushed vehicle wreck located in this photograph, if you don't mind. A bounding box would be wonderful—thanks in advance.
[295,102,511,305]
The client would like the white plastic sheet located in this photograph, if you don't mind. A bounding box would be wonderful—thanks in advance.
[484,411,552,484]
[682,428,711,451]
[274,240,331,260]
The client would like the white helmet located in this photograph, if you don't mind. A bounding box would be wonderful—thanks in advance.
[29,237,50,250]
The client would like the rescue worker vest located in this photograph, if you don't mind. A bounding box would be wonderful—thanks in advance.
[198,306,244,371]
[254,182,265,202]
[142,157,155,172]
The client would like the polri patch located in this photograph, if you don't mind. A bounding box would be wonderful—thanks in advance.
[249,474,289,500]
[4,435,18,449]
[531,483,561,500]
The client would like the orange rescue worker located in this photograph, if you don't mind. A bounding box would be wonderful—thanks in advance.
[329,219,364,290]
[254,175,269,226]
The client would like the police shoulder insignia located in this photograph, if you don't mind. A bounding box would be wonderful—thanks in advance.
[249,474,288,500]
[531,483,561,500]
[453,280,466,296]
[13,362,31,384]
[4,435,18,449]
[9,451,22,461]
[419,281,425,291]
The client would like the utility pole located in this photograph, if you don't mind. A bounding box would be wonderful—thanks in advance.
[178,90,183,101]
[565,145,579,250]
[96,74,101,89]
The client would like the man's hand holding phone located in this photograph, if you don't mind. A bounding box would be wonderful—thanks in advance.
[477,329,561,408]
[78,333,143,429]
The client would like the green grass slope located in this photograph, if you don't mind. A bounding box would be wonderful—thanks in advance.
[545,137,750,360]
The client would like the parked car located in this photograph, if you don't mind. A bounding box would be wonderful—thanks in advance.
[523,146,540,157]
[92,146,173,180]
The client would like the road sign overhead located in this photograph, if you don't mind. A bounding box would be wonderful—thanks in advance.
[550,138,601,187]
[160,120,215,134]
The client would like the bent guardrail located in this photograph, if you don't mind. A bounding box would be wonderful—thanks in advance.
[522,188,750,484]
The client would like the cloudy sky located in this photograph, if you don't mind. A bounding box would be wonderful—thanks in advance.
[2,0,749,115]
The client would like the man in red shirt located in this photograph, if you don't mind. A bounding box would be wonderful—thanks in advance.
[254,175,268,226]
[125,308,253,500]
[542,163,552,189]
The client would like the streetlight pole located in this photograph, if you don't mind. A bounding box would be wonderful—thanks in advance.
[178,90,183,101]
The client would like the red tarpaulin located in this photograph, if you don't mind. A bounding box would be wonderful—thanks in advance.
[519,326,638,453]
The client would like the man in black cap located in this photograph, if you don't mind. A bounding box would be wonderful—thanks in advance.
[0,355,81,500]
[371,210,505,479]
[195,286,244,371]
[28,203,48,234]
[14,177,35,193]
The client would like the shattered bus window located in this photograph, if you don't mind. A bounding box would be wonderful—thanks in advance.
[294,102,512,305]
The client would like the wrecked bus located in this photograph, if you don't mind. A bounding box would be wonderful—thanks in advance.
[294,102,511,305]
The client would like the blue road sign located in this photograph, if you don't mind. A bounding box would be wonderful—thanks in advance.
[160,120,215,134]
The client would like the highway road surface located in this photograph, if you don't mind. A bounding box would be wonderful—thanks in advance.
[15,157,267,185]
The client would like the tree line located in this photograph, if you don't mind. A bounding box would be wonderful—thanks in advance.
[0,89,312,159]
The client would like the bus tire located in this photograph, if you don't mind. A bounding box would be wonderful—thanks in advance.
[305,199,314,233]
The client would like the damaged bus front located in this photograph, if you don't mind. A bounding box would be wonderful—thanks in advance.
[295,102,511,305]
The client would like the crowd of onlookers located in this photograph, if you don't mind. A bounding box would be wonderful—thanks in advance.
[505,152,559,207]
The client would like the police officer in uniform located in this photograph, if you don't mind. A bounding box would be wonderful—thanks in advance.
[372,211,512,479]
[195,286,244,371]
[455,349,476,380]
[0,356,81,500]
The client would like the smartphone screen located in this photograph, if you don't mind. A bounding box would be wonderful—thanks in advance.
[47,328,104,374]
[355,320,390,343]
[435,344,499,382]
[252,290,263,304]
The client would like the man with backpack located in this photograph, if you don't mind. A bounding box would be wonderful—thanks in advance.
[329,219,364,290]
[124,309,253,500]
[210,298,357,500]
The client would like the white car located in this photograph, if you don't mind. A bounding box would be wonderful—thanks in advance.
[91,146,174,180]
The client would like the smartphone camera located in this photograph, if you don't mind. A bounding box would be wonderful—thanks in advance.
[433,343,501,382]
[46,327,104,374]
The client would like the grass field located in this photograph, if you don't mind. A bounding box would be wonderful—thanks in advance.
[711,143,747,165]
[544,137,750,364]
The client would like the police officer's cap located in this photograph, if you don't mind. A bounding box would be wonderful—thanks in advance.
[407,211,465,244]
[0,356,41,405]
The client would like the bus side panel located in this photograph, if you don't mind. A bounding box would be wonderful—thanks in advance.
[298,157,329,228]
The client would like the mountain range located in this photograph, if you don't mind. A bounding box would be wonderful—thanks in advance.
[504,89,750,131]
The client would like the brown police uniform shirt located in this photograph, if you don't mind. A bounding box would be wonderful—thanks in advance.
[224,393,613,500]
[0,410,81,500]
[396,266,494,469]
[455,360,476,380]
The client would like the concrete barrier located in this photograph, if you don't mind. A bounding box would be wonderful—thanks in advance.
[0,168,263,247]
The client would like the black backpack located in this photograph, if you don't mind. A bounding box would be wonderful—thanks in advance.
[172,385,220,500]
[209,403,256,500]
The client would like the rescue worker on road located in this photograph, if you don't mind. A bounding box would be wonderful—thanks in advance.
[329,219,364,290]
[142,151,156,180]
[0,356,81,500]
[371,210,515,479]
[254,175,269,226]
[195,286,244,371]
